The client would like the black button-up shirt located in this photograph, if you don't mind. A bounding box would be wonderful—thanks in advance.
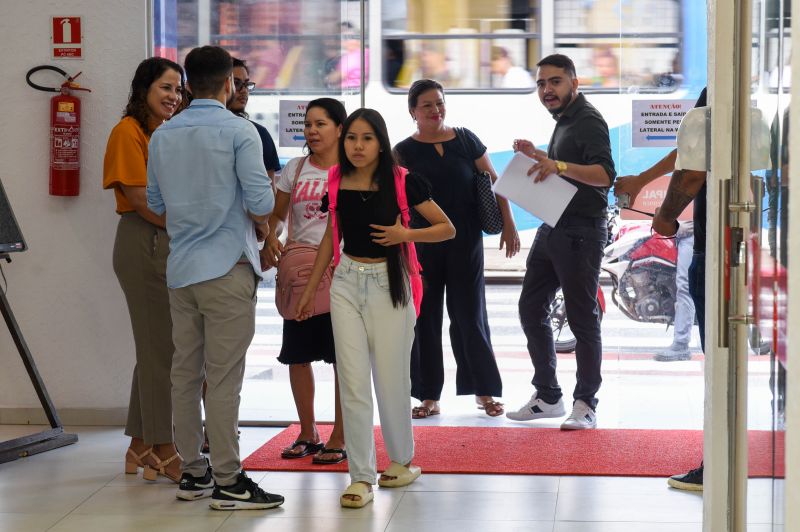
[547,92,616,218]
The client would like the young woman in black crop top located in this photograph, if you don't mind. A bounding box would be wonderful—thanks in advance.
[295,108,454,509]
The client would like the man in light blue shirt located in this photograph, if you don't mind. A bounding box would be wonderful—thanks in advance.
[147,45,283,511]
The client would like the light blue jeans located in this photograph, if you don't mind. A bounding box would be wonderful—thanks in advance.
[672,224,696,349]
[330,255,417,484]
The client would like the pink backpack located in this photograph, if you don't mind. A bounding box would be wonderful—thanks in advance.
[327,165,423,316]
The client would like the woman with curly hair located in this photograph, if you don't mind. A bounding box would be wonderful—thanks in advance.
[103,57,185,483]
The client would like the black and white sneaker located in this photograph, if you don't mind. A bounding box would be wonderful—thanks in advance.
[209,472,284,511]
[506,392,566,421]
[667,464,704,491]
[560,399,597,430]
[176,462,215,501]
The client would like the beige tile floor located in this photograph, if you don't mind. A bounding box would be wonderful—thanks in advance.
[0,424,783,531]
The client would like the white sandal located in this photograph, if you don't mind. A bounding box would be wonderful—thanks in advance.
[340,482,374,508]
[378,462,421,488]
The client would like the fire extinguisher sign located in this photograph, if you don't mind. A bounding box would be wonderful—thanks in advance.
[52,17,83,59]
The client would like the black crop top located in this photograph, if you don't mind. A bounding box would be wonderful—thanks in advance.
[320,171,432,258]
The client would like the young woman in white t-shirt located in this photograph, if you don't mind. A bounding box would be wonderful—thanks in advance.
[262,98,347,464]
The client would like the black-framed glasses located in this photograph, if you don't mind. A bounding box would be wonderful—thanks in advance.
[234,79,256,92]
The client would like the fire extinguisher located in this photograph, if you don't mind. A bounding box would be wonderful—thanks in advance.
[26,66,91,196]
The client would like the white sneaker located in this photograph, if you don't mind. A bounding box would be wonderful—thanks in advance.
[505,392,566,421]
[560,400,597,430]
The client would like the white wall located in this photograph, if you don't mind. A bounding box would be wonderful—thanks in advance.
[0,1,148,423]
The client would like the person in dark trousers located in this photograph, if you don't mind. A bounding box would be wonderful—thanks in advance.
[394,79,520,418]
[508,54,615,430]
[653,88,709,491]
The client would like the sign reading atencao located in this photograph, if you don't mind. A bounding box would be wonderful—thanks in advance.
[631,99,695,148]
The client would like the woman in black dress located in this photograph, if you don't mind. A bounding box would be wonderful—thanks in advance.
[394,79,521,418]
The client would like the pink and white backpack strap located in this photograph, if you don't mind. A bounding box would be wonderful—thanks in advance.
[393,166,424,316]
[326,164,343,266]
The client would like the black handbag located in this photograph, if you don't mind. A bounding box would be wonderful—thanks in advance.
[455,127,504,235]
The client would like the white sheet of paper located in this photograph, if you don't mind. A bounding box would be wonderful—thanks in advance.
[493,152,578,227]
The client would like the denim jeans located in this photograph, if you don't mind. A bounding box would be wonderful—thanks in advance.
[330,255,417,484]
[671,229,697,349]
[688,252,706,351]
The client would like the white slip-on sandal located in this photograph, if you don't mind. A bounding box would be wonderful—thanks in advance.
[378,462,422,488]
[340,482,374,508]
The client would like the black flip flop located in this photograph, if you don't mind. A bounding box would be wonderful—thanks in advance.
[281,439,324,459]
[312,447,347,465]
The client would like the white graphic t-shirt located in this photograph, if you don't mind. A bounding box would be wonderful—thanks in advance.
[275,156,329,245]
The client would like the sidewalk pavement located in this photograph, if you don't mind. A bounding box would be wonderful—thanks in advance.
[483,228,611,285]
[483,229,535,282]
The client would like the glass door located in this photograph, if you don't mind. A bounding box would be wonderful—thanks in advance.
[709,0,789,529]
[745,0,789,529]
[705,0,790,529]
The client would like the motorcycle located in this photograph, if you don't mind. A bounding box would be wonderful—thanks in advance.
[551,209,678,353]
[549,210,771,354]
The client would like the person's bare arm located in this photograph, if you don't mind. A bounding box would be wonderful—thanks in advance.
[261,190,292,269]
[652,169,706,236]
[475,153,520,258]
[615,149,678,202]
[544,160,611,186]
[248,211,269,224]
[120,184,166,228]
[295,219,335,320]
[513,141,611,186]
[369,199,455,246]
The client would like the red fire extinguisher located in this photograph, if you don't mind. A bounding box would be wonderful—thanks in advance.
[26,66,91,196]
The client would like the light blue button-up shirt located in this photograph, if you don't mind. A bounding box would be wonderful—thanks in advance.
[147,99,274,289]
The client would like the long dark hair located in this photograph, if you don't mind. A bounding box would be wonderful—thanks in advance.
[123,57,184,135]
[339,108,409,308]
[304,98,347,154]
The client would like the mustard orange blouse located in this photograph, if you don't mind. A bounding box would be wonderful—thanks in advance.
[102,116,149,214]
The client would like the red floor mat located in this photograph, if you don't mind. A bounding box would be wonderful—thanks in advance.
[243,424,784,477]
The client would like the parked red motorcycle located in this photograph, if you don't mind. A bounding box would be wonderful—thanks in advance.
[549,214,770,354]
[551,213,678,353]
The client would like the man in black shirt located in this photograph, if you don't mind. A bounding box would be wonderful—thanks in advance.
[508,54,615,430]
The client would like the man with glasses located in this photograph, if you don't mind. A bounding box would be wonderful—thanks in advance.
[228,57,281,181]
